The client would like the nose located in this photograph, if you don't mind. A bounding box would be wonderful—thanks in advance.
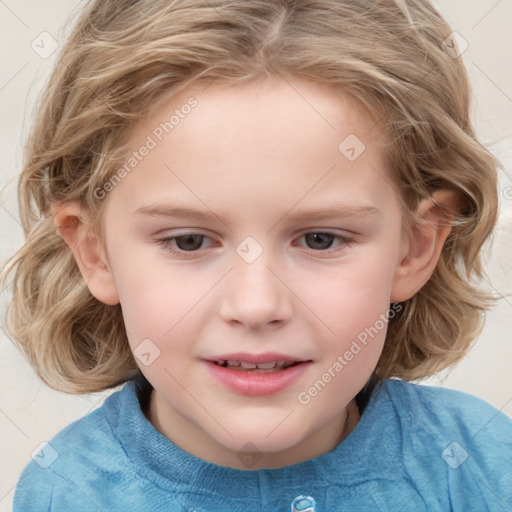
[218,243,293,330]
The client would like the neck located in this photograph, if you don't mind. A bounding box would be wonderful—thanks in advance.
[147,390,361,470]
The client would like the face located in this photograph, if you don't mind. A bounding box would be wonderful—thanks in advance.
[98,75,408,469]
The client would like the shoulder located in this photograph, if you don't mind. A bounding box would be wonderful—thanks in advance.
[12,382,135,512]
[380,378,512,508]
[383,378,512,440]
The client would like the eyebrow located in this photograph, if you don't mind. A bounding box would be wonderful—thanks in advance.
[134,203,381,223]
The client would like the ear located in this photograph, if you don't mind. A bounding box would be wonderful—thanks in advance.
[390,189,460,303]
[51,201,120,305]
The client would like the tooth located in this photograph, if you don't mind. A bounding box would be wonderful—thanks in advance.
[217,360,226,366]
[240,362,257,369]
[227,360,241,367]
[255,362,277,369]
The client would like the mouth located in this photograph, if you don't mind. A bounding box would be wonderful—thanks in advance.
[203,355,312,396]
[211,360,303,373]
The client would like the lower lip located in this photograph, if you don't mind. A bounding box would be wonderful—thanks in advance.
[204,361,310,396]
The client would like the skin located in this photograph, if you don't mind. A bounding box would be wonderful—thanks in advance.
[53,75,457,470]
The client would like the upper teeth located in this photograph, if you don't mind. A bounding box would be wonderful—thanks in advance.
[216,360,295,369]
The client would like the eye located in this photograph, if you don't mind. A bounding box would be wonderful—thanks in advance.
[155,231,354,258]
[297,232,354,253]
[156,233,212,256]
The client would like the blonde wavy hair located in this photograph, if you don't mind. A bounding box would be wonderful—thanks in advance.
[0,0,501,394]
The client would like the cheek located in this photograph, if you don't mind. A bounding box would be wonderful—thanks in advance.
[297,261,395,408]
[110,254,203,347]
[298,256,397,335]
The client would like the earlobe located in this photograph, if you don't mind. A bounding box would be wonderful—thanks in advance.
[52,201,120,306]
[390,190,459,303]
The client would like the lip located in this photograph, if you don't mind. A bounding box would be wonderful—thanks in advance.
[203,359,311,396]
[205,352,309,364]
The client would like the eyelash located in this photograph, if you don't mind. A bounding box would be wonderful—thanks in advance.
[155,231,354,258]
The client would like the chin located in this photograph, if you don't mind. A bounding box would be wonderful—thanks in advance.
[220,425,307,455]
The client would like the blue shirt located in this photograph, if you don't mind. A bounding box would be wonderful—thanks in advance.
[13,378,512,511]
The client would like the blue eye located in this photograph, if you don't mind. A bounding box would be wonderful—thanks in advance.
[156,232,353,258]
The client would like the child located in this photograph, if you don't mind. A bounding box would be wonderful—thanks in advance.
[2,0,511,510]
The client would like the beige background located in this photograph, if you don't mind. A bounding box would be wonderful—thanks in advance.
[1,0,511,509]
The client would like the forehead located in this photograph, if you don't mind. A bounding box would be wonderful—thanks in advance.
[138,76,382,151]
[107,76,397,223]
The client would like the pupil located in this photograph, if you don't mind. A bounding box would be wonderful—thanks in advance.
[176,235,203,251]
[306,233,333,250]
